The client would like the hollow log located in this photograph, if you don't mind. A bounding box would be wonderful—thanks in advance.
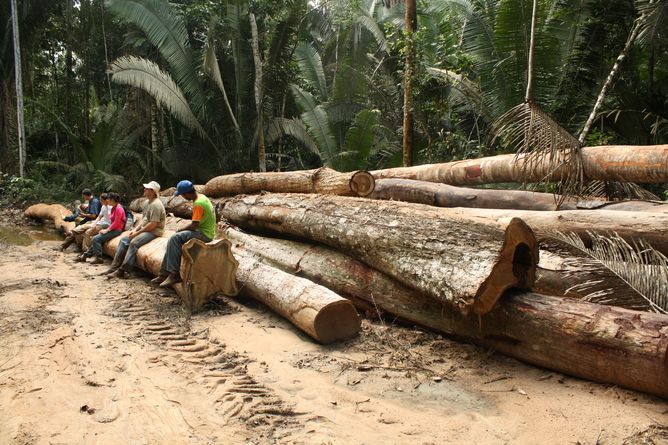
[233,250,360,343]
[371,145,668,185]
[204,167,375,198]
[24,203,76,235]
[102,232,239,311]
[221,194,539,314]
[224,227,668,398]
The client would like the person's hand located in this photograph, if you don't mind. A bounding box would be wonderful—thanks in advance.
[128,231,138,239]
[99,229,108,234]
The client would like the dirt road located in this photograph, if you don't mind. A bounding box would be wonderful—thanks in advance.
[0,225,666,444]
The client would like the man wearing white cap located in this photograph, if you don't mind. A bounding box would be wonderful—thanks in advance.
[104,181,166,279]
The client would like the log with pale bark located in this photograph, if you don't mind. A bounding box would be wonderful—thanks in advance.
[25,203,76,235]
[129,196,193,219]
[233,250,360,343]
[372,145,668,185]
[204,167,375,198]
[438,207,668,255]
[224,226,668,398]
[222,194,539,314]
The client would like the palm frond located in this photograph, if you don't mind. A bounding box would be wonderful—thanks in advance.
[636,0,668,47]
[105,0,206,116]
[294,43,328,100]
[581,180,659,201]
[109,56,209,142]
[427,67,492,121]
[490,101,583,201]
[340,109,380,171]
[355,13,388,54]
[203,33,240,133]
[265,117,320,159]
[550,231,668,314]
[290,84,337,166]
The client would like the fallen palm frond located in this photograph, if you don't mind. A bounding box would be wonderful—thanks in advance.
[548,231,668,314]
[580,180,659,201]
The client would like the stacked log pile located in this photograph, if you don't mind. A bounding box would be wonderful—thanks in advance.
[24,144,668,397]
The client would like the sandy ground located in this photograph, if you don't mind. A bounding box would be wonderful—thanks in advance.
[0,219,667,444]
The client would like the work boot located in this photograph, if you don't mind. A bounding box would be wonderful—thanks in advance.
[108,268,126,279]
[74,254,87,262]
[60,237,75,251]
[159,274,182,288]
[99,267,117,276]
[89,256,104,265]
[150,274,169,285]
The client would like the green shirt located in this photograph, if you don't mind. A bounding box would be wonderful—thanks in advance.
[192,194,216,240]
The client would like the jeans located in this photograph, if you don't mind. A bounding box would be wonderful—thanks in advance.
[86,230,122,257]
[160,231,210,276]
[112,232,157,270]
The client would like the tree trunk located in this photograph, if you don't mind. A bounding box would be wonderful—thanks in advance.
[223,227,668,398]
[204,167,375,198]
[372,145,668,185]
[249,13,266,172]
[370,178,582,210]
[233,250,360,343]
[221,194,539,314]
[439,206,668,255]
[402,0,416,167]
[24,204,76,235]
[10,0,25,177]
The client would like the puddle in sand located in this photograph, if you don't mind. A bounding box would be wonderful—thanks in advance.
[0,225,62,246]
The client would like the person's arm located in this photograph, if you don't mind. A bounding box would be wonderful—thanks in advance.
[81,199,101,219]
[129,220,158,239]
[104,206,126,232]
[179,204,202,232]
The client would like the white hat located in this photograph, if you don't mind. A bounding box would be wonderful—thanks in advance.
[143,180,161,193]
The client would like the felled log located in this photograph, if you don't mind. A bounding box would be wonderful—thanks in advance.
[24,203,75,235]
[440,207,668,255]
[233,250,360,343]
[222,194,539,314]
[129,196,193,219]
[204,167,375,198]
[369,178,581,210]
[372,145,668,185]
[224,227,668,398]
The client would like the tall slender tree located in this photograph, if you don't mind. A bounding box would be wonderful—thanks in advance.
[10,0,25,177]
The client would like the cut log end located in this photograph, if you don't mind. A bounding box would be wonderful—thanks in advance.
[350,171,376,197]
[473,218,539,314]
[313,300,361,343]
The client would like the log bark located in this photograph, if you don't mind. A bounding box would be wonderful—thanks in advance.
[24,203,75,235]
[204,167,375,198]
[224,227,668,398]
[371,145,668,185]
[222,194,539,314]
[439,207,668,255]
[129,196,193,219]
[233,250,360,343]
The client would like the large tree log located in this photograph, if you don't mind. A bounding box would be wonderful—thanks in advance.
[204,167,375,198]
[24,203,75,235]
[372,145,668,185]
[438,207,668,255]
[233,250,360,343]
[129,196,194,219]
[222,194,539,314]
[224,227,668,398]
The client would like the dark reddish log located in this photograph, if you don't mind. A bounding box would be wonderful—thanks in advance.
[222,194,539,314]
[24,203,76,235]
[372,145,668,185]
[224,227,668,398]
[204,167,375,198]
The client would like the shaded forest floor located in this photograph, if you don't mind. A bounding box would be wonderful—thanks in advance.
[0,210,667,444]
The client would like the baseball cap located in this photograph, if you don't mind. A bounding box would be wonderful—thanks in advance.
[174,180,195,196]
[143,180,161,193]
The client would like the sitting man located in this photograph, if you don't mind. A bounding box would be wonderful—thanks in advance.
[60,189,103,251]
[104,181,166,279]
[151,180,215,288]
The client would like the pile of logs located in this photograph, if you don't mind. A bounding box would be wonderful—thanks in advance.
[25,144,668,398]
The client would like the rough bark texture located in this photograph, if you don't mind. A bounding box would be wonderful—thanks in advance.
[233,250,360,343]
[224,227,668,398]
[204,168,375,198]
[222,194,539,314]
[129,196,193,219]
[372,145,668,185]
[24,204,76,235]
[440,207,668,255]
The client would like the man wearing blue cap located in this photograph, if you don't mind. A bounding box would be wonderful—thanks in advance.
[151,180,216,288]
